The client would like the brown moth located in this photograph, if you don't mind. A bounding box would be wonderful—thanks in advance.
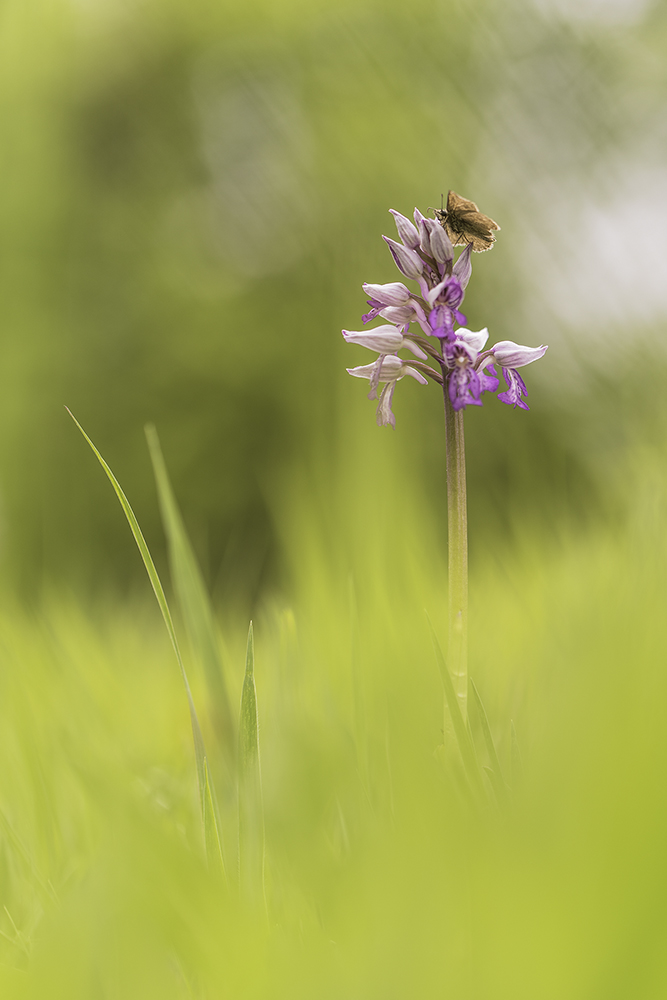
[435,190,500,252]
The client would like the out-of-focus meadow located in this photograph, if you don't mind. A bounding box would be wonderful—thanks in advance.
[1,0,667,995]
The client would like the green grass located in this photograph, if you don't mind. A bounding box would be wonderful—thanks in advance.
[0,434,666,998]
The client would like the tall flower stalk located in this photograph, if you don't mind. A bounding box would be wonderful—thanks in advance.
[343,200,547,721]
[444,386,468,719]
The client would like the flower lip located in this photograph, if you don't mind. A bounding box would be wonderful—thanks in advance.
[498,367,529,410]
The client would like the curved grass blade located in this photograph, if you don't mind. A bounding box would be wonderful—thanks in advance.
[427,616,482,793]
[470,677,509,808]
[203,759,225,882]
[238,623,265,908]
[145,424,235,761]
[66,409,225,879]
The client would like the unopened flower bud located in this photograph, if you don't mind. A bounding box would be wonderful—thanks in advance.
[383,237,424,279]
[389,210,421,249]
[424,218,453,264]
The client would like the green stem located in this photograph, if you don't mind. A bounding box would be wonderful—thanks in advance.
[443,381,468,721]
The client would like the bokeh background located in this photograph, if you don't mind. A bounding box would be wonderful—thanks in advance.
[2,2,667,996]
[2,0,666,605]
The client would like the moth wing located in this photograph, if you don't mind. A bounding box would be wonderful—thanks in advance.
[453,204,501,235]
[467,231,496,252]
[444,216,499,250]
[444,221,469,247]
[475,211,500,233]
[447,190,480,214]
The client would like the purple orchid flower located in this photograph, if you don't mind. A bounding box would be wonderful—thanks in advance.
[361,282,412,323]
[484,341,548,411]
[343,204,548,424]
[445,331,500,411]
[425,275,467,341]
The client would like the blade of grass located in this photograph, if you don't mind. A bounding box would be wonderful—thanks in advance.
[203,759,225,882]
[470,677,509,808]
[238,623,265,909]
[510,719,523,790]
[145,424,234,761]
[66,409,225,879]
[427,615,482,793]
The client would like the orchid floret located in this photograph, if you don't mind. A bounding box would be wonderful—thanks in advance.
[346,356,429,386]
[342,325,428,360]
[347,354,428,427]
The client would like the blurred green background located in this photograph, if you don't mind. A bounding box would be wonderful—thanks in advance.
[2,0,665,601]
[2,1,667,996]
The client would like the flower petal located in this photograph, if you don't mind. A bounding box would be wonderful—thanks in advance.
[343,325,403,353]
[491,341,548,368]
[379,304,415,325]
[402,365,429,385]
[347,354,417,384]
[424,278,449,308]
[452,244,473,290]
[425,218,453,264]
[456,327,489,356]
[362,281,412,306]
[343,325,428,360]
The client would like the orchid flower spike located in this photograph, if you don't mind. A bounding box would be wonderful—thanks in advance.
[343,201,548,424]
